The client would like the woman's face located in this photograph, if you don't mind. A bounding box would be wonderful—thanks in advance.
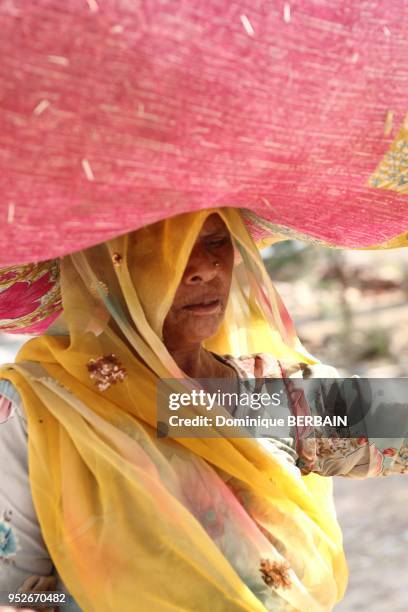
[163,214,234,351]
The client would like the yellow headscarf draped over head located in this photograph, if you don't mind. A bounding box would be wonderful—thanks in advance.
[1,208,347,611]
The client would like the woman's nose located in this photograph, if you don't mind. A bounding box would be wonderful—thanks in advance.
[183,246,219,285]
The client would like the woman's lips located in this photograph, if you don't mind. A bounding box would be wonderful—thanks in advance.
[183,298,221,315]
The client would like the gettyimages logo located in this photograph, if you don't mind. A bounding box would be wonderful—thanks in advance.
[156,377,408,439]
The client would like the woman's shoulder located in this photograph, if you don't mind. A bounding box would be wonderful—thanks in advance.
[220,353,340,379]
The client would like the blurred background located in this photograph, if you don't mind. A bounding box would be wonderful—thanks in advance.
[264,241,408,611]
[1,242,408,610]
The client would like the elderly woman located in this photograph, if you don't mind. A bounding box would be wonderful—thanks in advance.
[0,208,406,612]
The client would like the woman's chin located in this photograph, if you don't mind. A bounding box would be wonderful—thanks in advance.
[183,315,222,344]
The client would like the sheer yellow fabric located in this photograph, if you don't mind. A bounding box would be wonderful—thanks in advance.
[1,208,347,611]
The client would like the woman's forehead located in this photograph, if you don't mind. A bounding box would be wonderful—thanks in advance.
[199,213,228,236]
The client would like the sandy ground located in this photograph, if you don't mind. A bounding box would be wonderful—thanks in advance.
[334,477,408,611]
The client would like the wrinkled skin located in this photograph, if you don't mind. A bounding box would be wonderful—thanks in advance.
[163,213,235,378]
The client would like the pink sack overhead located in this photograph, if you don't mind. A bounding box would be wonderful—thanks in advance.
[1,0,408,267]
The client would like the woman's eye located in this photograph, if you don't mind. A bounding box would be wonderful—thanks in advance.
[207,237,228,248]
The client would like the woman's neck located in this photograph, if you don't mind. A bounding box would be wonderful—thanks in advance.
[169,345,208,378]
[169,345,235,379]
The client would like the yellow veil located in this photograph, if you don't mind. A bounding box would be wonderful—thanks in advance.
[1,208,347,611]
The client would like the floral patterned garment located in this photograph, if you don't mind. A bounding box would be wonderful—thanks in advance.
[0,381,81,612]
[0,355,406,611]
[0,261,62,334]
[219,354,408,478]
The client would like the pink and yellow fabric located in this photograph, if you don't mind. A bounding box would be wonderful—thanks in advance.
[1,209,347,611]
[0,0,408,269]
[0,261,61,334]
[1,0,408,333]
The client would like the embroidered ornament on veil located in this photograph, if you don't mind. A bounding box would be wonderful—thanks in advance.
[259,559,292,590]
[87,354,127,392]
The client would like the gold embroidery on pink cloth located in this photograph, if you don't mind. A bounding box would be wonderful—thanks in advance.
[0,260,62,334]
[369,117,408,194]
